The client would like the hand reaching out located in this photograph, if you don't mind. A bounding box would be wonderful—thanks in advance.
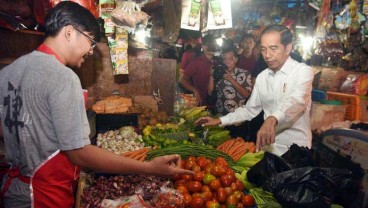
[195,116,221,127]
[147,154,194,176]
[256,116,278,152]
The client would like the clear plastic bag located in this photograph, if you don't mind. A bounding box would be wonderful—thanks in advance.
[111,0,149,28]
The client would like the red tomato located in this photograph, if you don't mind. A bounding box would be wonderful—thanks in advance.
[187,181,202,193]
[205,200,221,208]
[232,190,243,200]
[230,182,239,192]
[203,173,216,185]
[181,174,193,181]
[212,165,227,177]
[204,163,215,174]
[196,156,208,168]
[183,193,192,206]
[235,180,244,191]
[225,170,236,182]
[187,156,196,162]
[192,165,202,172]
[185,160,196,170]
[201,185,211,192]
[174,179,186,188]
[201,191,213,202]
[176,185,188,194]
[215,157,229,167]
[241,195,255,207]
[220,205,227,208]
[193,171,204,182]
[191,196,204,208]
[209,179,222,191]
[220,174,232,187]
[226,194,239,207]
[224,186,234,196]
[217,187,227,203]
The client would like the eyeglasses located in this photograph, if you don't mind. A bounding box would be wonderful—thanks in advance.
[74,27,97,50]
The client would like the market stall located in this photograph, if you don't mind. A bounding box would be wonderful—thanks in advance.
[0,0,367,208]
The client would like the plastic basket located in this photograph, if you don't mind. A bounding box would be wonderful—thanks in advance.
[360,96,368,122]
[326,92,361,121]
[312,89,326,102]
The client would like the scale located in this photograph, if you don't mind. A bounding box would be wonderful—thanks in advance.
[321,128,368,207]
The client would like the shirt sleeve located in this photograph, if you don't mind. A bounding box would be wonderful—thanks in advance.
[48,75,90,151]
[220,78,263,126]
[270,65,314,125]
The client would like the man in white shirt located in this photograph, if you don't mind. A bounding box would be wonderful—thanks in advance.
[196,24,314,155]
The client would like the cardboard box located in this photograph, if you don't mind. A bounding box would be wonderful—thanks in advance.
[317,67,347,92]
[311,103,347,130]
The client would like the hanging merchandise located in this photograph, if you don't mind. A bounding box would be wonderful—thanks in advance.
[315,0,332,39]
[364,0,368,14]
[309,0,323,10]
[349,0,365,34]
[99,0,116,34]
[207,0,232,30]
[334,5,351,30]
[111,0,149,31]
[180,0,201,31]
[109,27,129,75]
[162,0,180,43]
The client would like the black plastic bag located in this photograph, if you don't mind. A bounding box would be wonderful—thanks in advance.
[281,144,317,168]
[264,167,353,208]
[246,152,293,187]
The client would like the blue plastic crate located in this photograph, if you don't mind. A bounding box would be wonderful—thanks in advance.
[312,89,326,102]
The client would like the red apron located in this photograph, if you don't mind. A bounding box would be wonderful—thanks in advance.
[1,150,80,208]
[1,44,80,207]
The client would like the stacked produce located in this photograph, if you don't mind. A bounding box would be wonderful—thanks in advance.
[217,138,256,161]
[231,152,264,190]
[81,174,171,207]
[147,144,234,166]
[142,123,193,148]
[121,147,151,161]
[172,156,256,208]
[96,126,145,154]
[138,107,169,128]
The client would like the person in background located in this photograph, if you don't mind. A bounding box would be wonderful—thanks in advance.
[208,47,252,139]
[237,34,257,74]
[0,2,192,207]
[196,24,314,156]
[179,34,217,106]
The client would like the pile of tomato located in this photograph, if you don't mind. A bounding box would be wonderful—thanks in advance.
[172,156,255,208]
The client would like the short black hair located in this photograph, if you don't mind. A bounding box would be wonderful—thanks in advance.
[202,34,215,45]
[44,1,100,41]
[222,47,237,58]
[240,34,256,42]
[261,24,293,46]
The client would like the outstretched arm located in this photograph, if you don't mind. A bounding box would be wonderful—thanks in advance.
[64,144,193,176]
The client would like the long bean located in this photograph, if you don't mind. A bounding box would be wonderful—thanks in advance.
[146,144,234,165]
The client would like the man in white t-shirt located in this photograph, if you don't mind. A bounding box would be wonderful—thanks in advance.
[196,24,314,155]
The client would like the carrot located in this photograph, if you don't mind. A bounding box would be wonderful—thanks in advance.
[224,139,237,153]
[135,149,150,160]
[139,154,147,162]
[230,141,246,154]
[249,145,256,153]
[232,146,248,160]
[125,148,147,159]
[218,139,233,152]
